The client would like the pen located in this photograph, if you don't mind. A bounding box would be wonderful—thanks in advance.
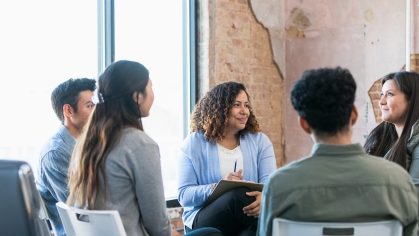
[234,159,237,172]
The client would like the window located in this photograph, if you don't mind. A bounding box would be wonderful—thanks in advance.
[0,1,190,199]
[0,0,98,172]
[114,1,189,198]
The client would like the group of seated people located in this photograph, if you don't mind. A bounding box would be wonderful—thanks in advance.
[34,60,419,236]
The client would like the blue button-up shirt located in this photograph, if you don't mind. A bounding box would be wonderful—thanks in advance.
[35,125,75,236]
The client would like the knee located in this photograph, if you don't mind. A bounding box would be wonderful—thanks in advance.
[227,186,251,195]
[224,186,255,206]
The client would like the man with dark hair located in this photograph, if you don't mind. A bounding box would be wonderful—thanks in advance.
[36,78,96,236]
[257,67,418,236]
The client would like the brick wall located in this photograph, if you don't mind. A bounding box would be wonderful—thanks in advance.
[368,79,383,124]
[199,0,285,166]
[412,54,419,72]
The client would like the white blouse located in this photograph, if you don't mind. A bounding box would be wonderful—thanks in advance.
[217,144,244,179]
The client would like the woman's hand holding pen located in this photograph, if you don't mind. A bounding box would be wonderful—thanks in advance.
[225,169,243,181]
[243,191,261,218]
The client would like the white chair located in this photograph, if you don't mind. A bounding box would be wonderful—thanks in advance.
[272,218,402,236]
[56,202,127,236]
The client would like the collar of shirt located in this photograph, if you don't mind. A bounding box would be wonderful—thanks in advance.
[310,143,365,157]
[58,124,76,148]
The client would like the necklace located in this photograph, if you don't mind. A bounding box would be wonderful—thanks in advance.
[220,145,240,154]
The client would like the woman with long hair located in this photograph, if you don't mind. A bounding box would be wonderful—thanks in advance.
[177,81,277,236]
[67,60,222,236]
[364,71,419,184]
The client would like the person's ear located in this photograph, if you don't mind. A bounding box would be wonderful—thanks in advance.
[63,104,74,118]
[298,116,312,135]
[133,91,144,104]
[350,106,358,126]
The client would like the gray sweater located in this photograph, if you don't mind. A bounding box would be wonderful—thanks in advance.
[94,128,171,236]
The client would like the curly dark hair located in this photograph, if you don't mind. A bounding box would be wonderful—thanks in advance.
[51,78,97,124]
[191,81,261,143]
[290,67,356,137]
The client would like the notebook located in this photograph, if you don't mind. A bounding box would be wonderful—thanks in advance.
[203,179,264,207]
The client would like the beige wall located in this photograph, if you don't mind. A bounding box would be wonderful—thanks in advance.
[198,0,419,166]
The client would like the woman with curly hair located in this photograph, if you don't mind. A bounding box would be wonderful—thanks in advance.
[177,81,276,236]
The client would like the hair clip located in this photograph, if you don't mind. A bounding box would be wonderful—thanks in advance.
[92,91,105,104]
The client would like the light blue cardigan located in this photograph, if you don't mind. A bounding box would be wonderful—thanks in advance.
[177,131,277,228]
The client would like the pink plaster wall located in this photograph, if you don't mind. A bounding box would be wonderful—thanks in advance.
[251,0,416,163]
[413,0,419,54]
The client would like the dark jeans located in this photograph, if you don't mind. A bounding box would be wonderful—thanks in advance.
[185,187,258,236]
[184,227,224,236]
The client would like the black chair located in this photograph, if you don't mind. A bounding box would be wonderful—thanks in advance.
[0,159,51,236]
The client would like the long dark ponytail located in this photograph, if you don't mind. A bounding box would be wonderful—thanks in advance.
[68,60,149,209]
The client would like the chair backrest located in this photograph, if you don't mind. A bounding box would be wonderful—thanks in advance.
[56,202,127,236]
[272,218,403,236]
[0,159,51,236]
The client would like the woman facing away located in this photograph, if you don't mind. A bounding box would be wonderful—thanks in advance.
[66,60,222,236]
[177,81,277,236]
[364,71,419,185]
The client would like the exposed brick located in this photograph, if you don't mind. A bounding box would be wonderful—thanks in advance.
[238,57,250,65]
[218,1,227,9]
[218,1,241,11]
[199,0,285,167]
[232,21,243,29]
[229,12,237,20]
[367,78,384,123]
[370,92,380,100]
[232,39,244,47]
[238,13,249,23]
[411,55,419,73]
[240,5,248,12]
[225,57,236,64]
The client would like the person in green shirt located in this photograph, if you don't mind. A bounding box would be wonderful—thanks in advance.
[257,67,418,236]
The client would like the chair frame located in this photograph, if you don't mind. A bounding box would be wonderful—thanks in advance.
[0,160,51,236]
[272,218,403,236]
[56,202,127,236]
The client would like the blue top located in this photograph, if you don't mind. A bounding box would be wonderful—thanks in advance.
[35,125,75,236]
[177,131,277,228]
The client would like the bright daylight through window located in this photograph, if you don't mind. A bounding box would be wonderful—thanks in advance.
[0,1,188,198]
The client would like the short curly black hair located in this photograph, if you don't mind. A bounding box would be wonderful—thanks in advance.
[191,81,261,143]
[51,78,97,124]
[290,67,356,136]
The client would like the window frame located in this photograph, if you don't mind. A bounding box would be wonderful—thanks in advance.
[98,0,196,136]
[98,0,196,200]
